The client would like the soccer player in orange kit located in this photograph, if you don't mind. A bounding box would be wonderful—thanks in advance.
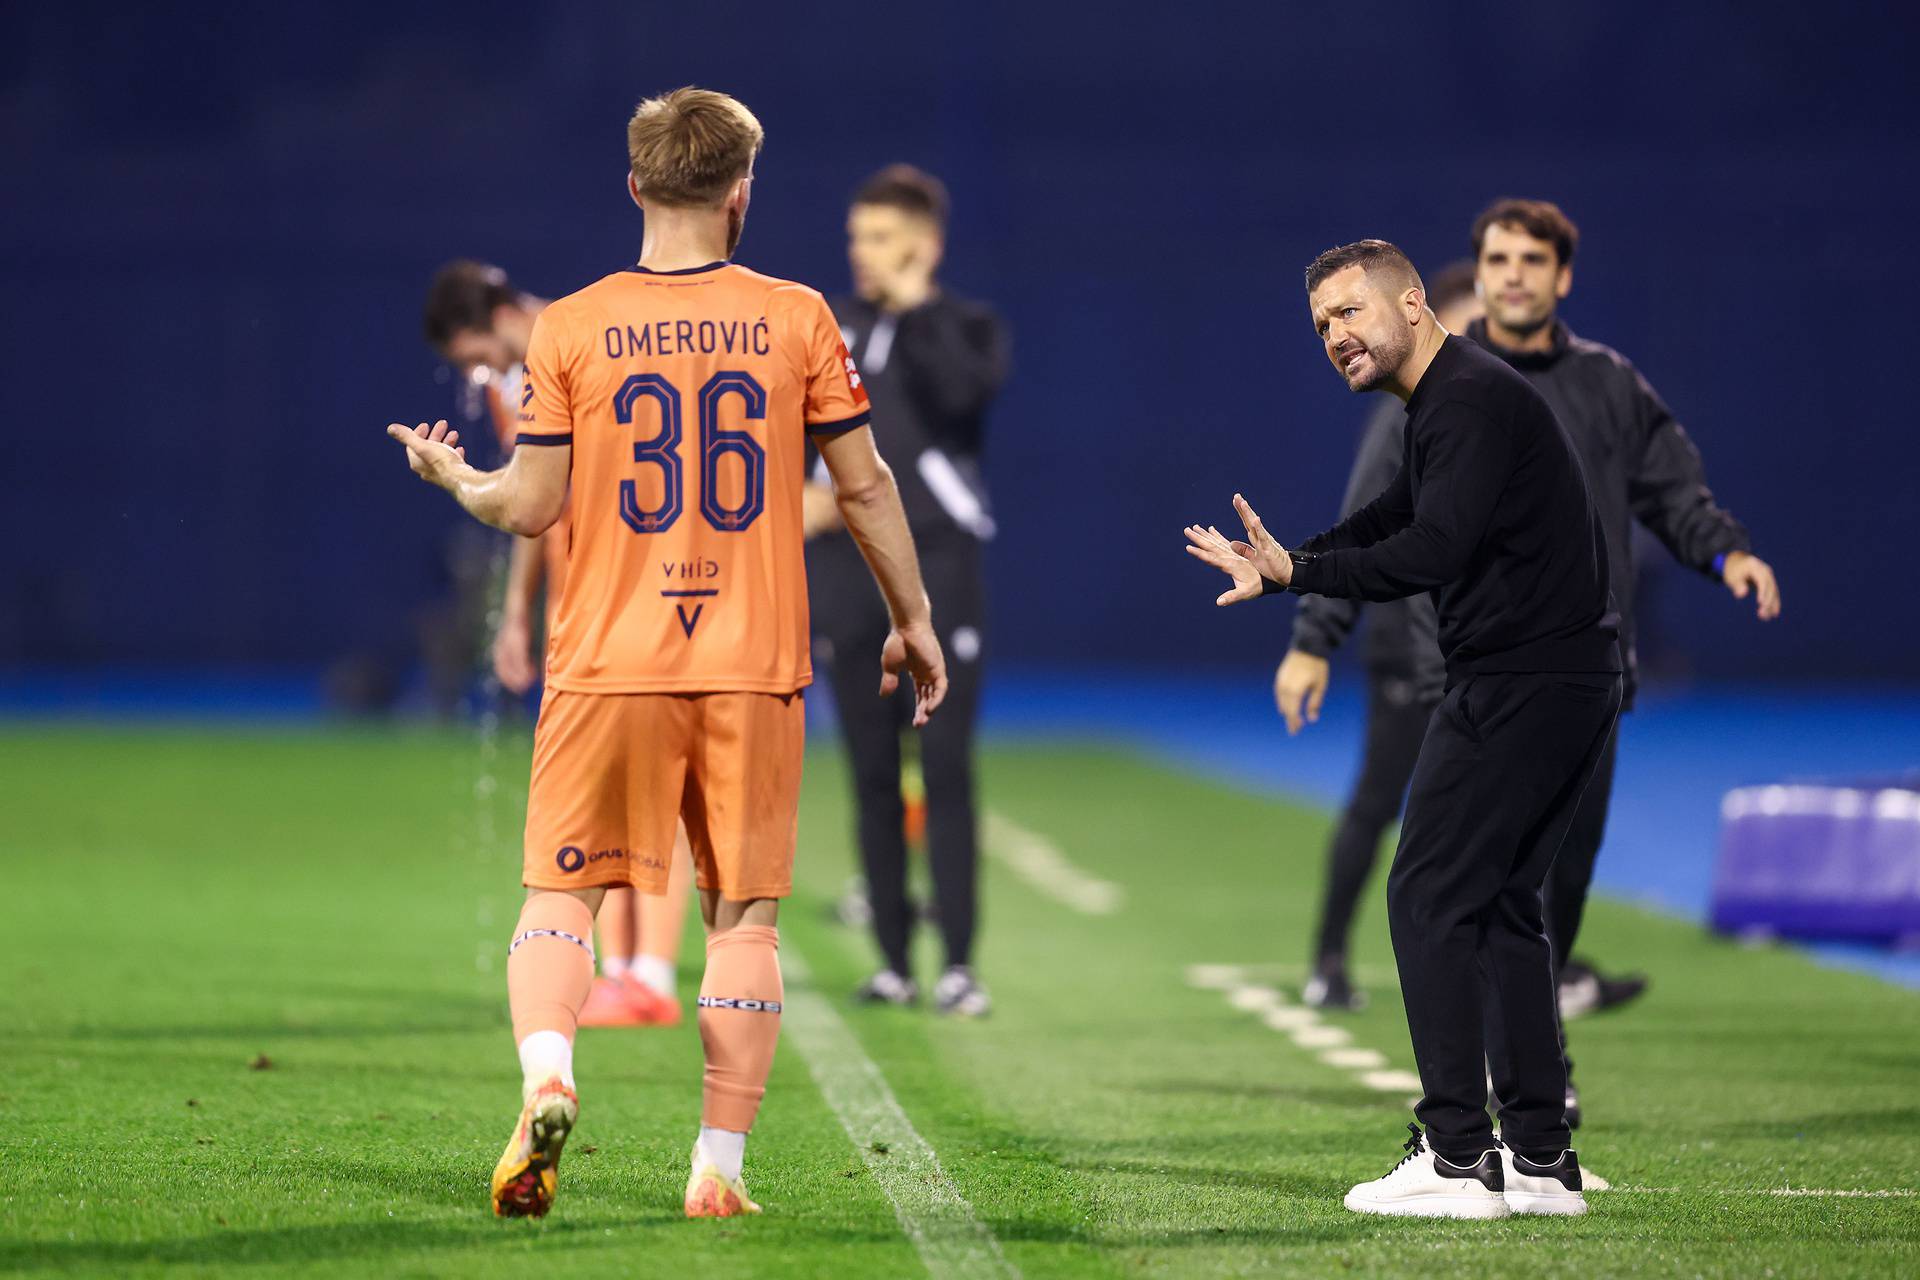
[388,87,947,1220]
[422,261,693,1029]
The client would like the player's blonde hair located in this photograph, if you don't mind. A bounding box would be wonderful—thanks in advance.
[627,87,764,209]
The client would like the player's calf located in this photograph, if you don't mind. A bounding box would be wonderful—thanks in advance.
[494,890,597,1217]
[688,922,782,1217]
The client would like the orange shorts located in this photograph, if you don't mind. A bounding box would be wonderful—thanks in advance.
[522,689,805,900]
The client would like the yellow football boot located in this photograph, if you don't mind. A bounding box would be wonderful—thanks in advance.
[684,1144,762,1218]
[490,1079,578,1218]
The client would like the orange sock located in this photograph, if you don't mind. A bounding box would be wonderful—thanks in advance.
[508,892,597,1045]
[698,924,783,1132]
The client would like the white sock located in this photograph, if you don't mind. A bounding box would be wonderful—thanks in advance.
[517,1030,575,1099]
[631,954,676,997]
[601,955,631,980]
[696,1125,747,1182]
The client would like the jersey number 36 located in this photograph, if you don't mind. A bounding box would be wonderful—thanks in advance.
[612,370,768,534]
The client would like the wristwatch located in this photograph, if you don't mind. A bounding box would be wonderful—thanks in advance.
[1261,549,1317,595]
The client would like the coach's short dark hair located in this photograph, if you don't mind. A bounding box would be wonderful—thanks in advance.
[422,260,519,350]
[1472,198,1579,266]
[1304,239,1424,297]
[852,164,950,230]
[1426,260,1478,314]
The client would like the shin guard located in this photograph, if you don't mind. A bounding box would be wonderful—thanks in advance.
[508,892,597,1044]
[697,925,783,1132]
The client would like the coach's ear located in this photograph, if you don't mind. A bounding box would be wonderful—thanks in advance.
[627,171,645,212]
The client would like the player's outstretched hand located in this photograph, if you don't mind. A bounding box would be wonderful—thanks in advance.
[386,420,466,488]
[879,622,948,726]
[1721,550,1782,620]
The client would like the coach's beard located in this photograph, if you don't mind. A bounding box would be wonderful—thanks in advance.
[1345,328,1411,394]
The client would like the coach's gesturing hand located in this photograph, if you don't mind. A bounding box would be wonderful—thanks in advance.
[1184,494,1295,605]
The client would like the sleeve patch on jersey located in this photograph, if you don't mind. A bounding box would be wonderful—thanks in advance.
[515,432,574,446]
[805,409,871,436]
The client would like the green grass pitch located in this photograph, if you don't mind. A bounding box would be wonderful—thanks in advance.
[1,722,1916,1277]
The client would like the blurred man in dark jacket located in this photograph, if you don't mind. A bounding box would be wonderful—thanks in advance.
[805,166,1009,1016]
[1466,199,1778,1062]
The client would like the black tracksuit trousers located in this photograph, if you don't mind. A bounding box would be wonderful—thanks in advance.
[1544,720,1620,977]
[1311,677,1439,966]
[1388,669,1621,1160]
[815,533,985,977]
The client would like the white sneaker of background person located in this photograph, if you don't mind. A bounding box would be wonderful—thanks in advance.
[1498,1141,1589,1216]
[1344,1124,1510,1219]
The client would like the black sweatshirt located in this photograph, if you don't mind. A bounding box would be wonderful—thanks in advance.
[1288,396,1445,697]
[1285,335,1620,684]
[1465,319,1750,697]
[820,292,1009,543]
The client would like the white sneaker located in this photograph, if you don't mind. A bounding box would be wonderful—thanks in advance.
[1344,1125,1510,1219]
[1558,970,1602,1020]
[854,969,918,1005]
[1500,1144,1589,1216]
[933,966,991,1018]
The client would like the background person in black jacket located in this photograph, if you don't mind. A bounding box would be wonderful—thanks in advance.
[1278,262,1481,1012]
[1466,199,1781,1056]
[805,165,1010,1016]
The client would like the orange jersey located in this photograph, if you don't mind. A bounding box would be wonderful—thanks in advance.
[517,262,870,694]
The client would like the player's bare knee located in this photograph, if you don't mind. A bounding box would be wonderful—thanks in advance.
[706,894,780,935]
[525,884,608,917]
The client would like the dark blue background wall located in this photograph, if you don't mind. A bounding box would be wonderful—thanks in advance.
[5,2,1916,680]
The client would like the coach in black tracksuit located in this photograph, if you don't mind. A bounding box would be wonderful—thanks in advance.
[807,166,1010,1012]
[1192,241,1621,1170]
[1293,337,1619,1163]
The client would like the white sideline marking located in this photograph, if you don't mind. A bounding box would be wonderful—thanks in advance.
[781,949,1019,1280]
[1611,1186,1917,1199]
[1321,1048,1388,1070]
[1290,1025,1352,1049]
[1186,964,1246,990]
[1185,969,1918,1203]
[983,812,1124,916]
[1190,966,1426,1099]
